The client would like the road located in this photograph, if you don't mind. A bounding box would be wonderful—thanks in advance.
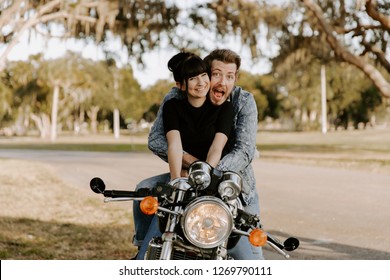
[1,149,390,259]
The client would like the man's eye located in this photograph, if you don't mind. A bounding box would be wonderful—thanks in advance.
[227,75,235,81]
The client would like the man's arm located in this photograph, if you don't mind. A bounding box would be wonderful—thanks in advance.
[182,153,199,169]
[216,92,258,173]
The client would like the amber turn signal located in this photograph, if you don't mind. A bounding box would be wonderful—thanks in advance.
[248,228,267,247]
[140,196,159,215]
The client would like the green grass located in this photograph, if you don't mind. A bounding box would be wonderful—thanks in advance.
[0,217,135,260]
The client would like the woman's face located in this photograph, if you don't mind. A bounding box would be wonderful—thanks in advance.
[186,72,210,99]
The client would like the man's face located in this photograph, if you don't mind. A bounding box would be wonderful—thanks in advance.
[209,60,237,106]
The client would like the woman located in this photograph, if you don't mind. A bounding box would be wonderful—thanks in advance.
[163,51,234,179]
[133,51,234,259]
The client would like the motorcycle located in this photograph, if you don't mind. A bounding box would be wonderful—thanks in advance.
[90,161,299,260]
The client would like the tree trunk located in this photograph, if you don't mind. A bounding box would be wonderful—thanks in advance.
[31,113,51,139]
[113,108,120,139]
[51,84,60,142]
[87,106,100,134]
[301,0,390,98]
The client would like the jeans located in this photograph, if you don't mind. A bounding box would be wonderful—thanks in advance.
[132,173,264,260]
[227,191,264,260]
[132,173,170,247]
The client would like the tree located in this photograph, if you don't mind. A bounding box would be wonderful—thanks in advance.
[0,73,14,126]
[236,71,270,122]
[2,56,50,136]
[0,0,180,69]
[139,79,175,122]
[290,0,390,98]
[187,0,265,58]
[0,1,274,67]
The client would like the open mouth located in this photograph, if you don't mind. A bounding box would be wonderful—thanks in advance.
[212,88,225,100]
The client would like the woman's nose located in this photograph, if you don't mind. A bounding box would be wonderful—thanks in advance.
[197,76,206,85]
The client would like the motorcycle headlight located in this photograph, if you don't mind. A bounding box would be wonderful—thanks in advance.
[181,197,233,248]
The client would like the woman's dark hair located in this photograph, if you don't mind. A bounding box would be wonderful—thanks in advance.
[168,51,210,87]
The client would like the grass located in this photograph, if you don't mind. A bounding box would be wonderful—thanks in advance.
[256,129,390,174]
[0,159,137,260]
[0,217,133,259]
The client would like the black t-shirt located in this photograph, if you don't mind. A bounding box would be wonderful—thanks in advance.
[163,97,234,160]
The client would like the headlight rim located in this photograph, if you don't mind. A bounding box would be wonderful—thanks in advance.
[181,196,233,249]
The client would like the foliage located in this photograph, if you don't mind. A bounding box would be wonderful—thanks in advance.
[188,0,265,58]
[0,52,144,135]
[273,0,390,98]
[0,0,181,68]
[139,79,175,122]
[0,72,13,123]
[237,71,280,121]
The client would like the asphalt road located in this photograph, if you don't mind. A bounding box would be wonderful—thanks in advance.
[2,149,390,260]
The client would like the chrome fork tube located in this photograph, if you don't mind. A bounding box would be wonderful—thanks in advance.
[159,179,191,260]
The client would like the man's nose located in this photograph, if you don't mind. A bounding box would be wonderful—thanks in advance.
[219,75,227,85]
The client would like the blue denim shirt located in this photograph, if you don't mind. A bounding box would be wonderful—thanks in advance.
[148,86,259,205]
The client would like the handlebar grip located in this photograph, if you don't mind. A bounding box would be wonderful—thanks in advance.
[103,190,138,198]
[266,234,285,250]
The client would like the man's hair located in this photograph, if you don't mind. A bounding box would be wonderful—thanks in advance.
[203,49,241,71]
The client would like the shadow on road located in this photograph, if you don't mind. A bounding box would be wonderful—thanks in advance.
[264,230,390,260]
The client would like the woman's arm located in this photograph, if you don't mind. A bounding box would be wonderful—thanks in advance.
[166,130,183,180]
[148,88,181,162]
[208,100,234,168]
[206,132,228,168]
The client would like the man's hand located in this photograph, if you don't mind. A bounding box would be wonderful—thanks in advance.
[180,169,189,177]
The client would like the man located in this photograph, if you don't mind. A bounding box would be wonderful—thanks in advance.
[133,49,263,260]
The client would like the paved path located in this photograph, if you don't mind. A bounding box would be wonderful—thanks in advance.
[1,149,389,259]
